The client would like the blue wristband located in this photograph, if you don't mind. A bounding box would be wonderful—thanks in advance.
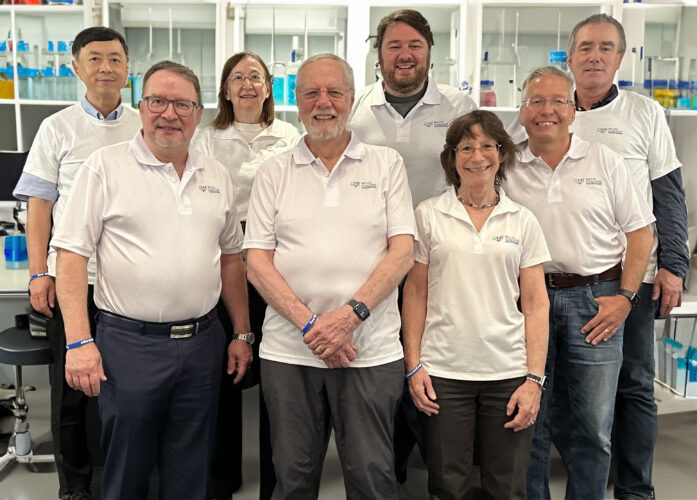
[300,314,318,336]
[30,272,50,282]
[405,363,423,380]
[66,337,94,350]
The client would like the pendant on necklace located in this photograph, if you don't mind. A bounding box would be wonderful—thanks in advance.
[457,193,500,209]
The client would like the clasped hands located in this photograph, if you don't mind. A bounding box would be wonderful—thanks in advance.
[303,305,360,368]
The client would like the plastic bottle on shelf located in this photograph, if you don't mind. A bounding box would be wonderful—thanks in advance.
[549,50,570,73]
[677,81,690,109]
[480,80,496,107]
[17,40,40,100]
[479,51,496,107]
[285,36,303,107]
[271,62,286,106]
[58,63,76,101]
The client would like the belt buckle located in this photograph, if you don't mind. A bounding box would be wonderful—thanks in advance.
[170,323,197,339]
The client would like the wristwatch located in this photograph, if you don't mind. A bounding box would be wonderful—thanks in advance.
[526,372,546,388]
[232,332,255,345]
[347,299,370,321]
[616,288,640,307]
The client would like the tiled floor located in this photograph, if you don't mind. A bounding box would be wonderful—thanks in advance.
[1,375,697,500]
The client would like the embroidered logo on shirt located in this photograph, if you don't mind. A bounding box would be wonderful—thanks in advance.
[596,127,623,135]
[505,236,520,245]
[573,177,603,186]
[424,120,448,128]
[350,181,376,189]
[492,235,520,245]
[199,185,221,194]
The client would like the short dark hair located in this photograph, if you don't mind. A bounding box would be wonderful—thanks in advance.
[374,9,434,51]
[142,60,202,106]
[212,52,275,129]
[440,110,517,190]
[568,14,626,55]
[72,27,128,59]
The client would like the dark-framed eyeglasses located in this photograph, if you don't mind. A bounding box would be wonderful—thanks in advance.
[142,96,200,117]
[453,143,501,156]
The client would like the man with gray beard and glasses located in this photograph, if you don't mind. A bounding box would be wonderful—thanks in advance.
[243,54,415,499]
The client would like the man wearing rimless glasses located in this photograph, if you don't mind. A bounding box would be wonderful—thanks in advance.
[503,65,655,500]
[52,60,250,500]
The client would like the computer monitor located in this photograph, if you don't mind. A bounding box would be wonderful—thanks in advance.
[0,151,28,202]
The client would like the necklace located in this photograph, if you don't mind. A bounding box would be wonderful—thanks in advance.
[457,192,500,209]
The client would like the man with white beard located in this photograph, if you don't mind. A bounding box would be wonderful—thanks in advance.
[243,54,415,499]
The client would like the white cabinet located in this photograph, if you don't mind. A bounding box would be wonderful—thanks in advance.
[0,2,96,151]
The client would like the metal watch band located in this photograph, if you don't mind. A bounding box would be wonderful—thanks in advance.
[232,332,255,345]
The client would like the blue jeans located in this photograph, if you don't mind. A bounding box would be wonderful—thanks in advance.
[614,282,658,500]
[527,279,624,500]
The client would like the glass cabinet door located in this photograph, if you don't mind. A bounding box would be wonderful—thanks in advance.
[237,3,348,108]
[479,3,605,108]
[366,4,461,89]
[108,0,218,107]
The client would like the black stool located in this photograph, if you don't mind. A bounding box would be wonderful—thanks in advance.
[0,325,55,472]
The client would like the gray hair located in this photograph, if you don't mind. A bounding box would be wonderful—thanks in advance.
[143,60,202,106]
[521,66,574,101]
[296,53,355,94]
[568,14,626,55]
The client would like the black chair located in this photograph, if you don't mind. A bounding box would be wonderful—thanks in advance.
[0,324,54,472]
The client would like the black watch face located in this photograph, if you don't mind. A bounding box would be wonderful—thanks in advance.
[354,303,370,321]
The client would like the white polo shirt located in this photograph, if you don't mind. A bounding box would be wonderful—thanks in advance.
[192,119,300,221]
[414,188,550,381]
[243,133,415,368]
[569,89,681,283]
[13,104,141,282]
[349,78,477,207]
[503,134,655,276]
[51,131,244,323]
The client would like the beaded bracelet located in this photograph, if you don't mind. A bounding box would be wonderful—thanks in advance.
[300,314,318,336]
[66,338,94,350]
[405,363,423,380]
[29,272,50,282]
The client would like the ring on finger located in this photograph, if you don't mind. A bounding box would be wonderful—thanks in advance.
[316,345,325,354]
[603,328,612,335]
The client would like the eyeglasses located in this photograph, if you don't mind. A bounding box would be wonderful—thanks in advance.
[300,89,349,101]
[142,96,199,117]
[520,97,574,110]
[228,74,266,86]
[453,143,501,156]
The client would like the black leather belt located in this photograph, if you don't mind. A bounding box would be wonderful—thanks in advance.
[98,309,218,339]
[545,262,622,289]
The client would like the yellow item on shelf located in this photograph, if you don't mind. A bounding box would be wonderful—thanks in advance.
[0,77,14,99]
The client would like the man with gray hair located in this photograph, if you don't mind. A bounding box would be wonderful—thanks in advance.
[503,65,654,500]
[244,53,415,499]
[566,14,688,500]
[51,60,251,500]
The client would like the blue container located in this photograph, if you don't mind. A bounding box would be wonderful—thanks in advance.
[272,76,285,105]
[4,234,28,269]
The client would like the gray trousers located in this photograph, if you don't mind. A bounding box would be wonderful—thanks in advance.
[261,359,404,500]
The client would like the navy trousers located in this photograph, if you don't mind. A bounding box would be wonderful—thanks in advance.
[96,312,226,500]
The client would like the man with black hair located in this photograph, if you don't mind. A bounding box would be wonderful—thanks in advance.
[13,26,140,500]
